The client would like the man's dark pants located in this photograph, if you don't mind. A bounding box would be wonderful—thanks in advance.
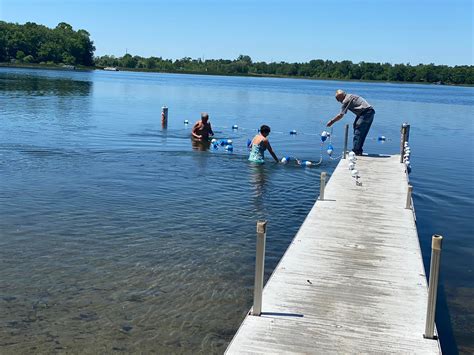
[353,109,375,155]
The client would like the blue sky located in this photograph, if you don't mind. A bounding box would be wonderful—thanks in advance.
[1,0,472,66]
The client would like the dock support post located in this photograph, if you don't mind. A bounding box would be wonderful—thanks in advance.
[252,220,267,316]
[319,172,327,201]
[400,123,410,163]
[343,124,349,159]
[424,234,443,339]
[405,185,413,209]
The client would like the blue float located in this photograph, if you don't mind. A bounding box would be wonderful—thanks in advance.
[321,131,328,142]
[327,144,334,155]
[300,160,312,167]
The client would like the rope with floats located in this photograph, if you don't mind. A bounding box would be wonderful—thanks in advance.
[280,129,343,167]
[190,122,344,167]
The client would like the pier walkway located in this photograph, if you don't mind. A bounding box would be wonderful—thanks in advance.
[226,154,441,354]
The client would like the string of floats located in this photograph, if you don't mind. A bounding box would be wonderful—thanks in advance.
[183,119,346,167]
[182,120,396,169]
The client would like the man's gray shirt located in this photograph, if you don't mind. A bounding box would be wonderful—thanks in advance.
[340,94,373,116]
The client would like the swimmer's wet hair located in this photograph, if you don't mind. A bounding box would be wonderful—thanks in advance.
[260,125,271,134]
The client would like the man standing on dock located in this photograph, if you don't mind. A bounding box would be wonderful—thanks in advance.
[326,90,375,156]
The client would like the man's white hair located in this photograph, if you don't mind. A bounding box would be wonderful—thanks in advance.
[335,89,346,97]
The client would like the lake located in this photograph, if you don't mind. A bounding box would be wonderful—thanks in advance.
[0,67,472,354]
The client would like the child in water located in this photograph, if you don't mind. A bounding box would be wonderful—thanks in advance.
[248,125,279,163]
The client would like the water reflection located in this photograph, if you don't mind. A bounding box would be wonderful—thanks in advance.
[0,73,92,96]
[191,138,210,151]
[249,164,267,212]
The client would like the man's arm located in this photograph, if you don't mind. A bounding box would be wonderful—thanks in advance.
[191,122,202,139]
[326,113,344,127]
[208,122,214,136]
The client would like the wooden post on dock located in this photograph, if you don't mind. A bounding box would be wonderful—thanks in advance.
[424,234,443,339]
[252,220,267,316]
[343,124,349,159]
[319,172,327,201]
[405,185,413,209]
[400,123,410,163]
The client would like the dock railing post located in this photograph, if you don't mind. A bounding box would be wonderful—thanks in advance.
[400,123,410,163]
[343,124,349,159]
[405,185,413,209]
[319,172,327,201]
[252,220,267,316]
[424,234,443,339]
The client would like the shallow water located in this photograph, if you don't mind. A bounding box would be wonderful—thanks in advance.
[0,68,472,354]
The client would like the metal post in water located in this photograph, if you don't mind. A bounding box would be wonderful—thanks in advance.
[400,123,410,163]
[319,172,327,201]
[343,124,349,159]
[161,106,169,126]
[405,185,413,209]
[252,220,267,316]
[424,234,443,339]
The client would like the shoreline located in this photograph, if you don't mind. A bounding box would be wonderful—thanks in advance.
[1,62,472,87]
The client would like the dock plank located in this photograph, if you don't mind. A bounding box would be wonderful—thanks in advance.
[226,154,441,354]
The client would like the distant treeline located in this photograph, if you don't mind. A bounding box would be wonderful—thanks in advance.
[95,54,473,85]
[0,21,95,66]
[1,21,473,85]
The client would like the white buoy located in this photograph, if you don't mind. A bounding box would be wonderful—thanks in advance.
[348,151,356,158]
[232,125,238,129]
[281,157,288,164]
[211,138,217,144]
[405,160,411,166]
[348,162,355,170]
[351,169,359,177]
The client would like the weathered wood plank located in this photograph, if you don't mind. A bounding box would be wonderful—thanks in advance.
[226,154,441,354]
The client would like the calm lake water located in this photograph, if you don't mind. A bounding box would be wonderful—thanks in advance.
[0,67,472,354]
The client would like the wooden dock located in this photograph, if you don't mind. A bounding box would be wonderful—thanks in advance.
[226,154,441,354]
